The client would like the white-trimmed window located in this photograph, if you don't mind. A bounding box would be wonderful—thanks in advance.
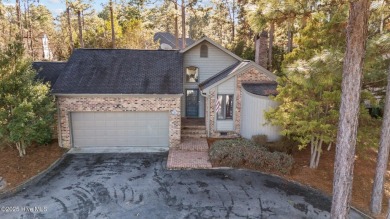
[185,66,199,83]
[216,94,234,120]
[200,44,208,57]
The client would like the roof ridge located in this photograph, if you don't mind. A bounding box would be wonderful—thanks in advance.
[74,48,179,52]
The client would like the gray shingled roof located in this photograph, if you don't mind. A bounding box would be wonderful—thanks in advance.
[242,82,278,96]
[33,62,66,86]
[199,62,244,90]
[52,49,183,94]
[154,32,195,50]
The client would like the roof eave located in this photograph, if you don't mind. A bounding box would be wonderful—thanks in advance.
[180,37,243,61]
[200,61,277,92]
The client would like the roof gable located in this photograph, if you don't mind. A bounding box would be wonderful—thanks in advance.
[199,61,277,91]
[180,37,243,62]
[52,49,183,95]
[154,32,195,50]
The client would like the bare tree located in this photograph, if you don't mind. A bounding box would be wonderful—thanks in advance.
[15,0,22,36]
[370,64,390,215]
[330,0,370,217]
[175,0,179,49]
[77,9,83,47]
[109,0,115,48]
[181,0,186,48]
[66,0,74,51]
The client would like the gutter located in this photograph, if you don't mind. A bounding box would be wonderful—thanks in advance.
[53,93,184,98]
[56,98,63,148]
[200,91,210,137]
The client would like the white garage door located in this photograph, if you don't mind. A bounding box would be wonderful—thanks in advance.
[71,112,169,148]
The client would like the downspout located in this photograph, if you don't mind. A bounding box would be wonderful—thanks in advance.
[200,91,210,137]
[56,96,63,148]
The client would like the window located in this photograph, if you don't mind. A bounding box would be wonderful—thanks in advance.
[216,95,234,120]
[186,66,199,83]
[200,44,208,57]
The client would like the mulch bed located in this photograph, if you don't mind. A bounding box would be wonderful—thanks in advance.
[0,140,68,191]
[208,138,390,218]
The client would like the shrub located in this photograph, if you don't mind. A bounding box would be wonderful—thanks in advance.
[209,138,294,174]
[251,135,298,154]
[251,134,268,146]
[267,137,298,154]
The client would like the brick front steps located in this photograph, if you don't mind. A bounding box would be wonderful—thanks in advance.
[181,125,207,138]
[167,138,212,169]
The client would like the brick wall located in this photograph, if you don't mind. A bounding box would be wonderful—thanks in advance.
[57,96,181,148]
[235,68,274,134]
[206,67,274,137]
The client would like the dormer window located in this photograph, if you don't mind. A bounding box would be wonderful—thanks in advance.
[186,66,199,83]
[200,45,208,57]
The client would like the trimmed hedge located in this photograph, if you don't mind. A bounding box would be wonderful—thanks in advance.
[209,138,294,174]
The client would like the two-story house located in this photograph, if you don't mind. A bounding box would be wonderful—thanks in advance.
[35,37,280,150]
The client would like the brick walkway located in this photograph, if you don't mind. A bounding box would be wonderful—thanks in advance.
[167,138,212,169]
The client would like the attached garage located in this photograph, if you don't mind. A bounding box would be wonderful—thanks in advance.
[71,112,169,148]
[52,49,183,149]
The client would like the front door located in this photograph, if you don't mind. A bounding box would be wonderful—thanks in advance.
[186,89,199,117]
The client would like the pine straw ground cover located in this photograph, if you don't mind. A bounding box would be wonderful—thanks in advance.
[0,141,68,191]
[208,138,390,218]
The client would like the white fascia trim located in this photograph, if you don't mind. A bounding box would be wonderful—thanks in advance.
[53,93,183,98]
[201,62,278,93]
[180,37,243,62]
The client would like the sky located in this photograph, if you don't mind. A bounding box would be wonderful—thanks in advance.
[4,0,106,17]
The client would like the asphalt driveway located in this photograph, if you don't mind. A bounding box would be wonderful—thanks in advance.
[0,153,366,219]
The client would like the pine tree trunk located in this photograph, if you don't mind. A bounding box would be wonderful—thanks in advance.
[110,0,115,49]
[16,0,22,37]
[77,10,84,48]
[66,0,74,51]
[370,65,390,215]
[181,0,185,49]
[174,0,179,49]
[268,22,274,71]
[231,0,235,42]
[330,0,370,217]
[287,22,293,53]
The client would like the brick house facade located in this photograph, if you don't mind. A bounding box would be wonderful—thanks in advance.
[206,67,275,137]
[57,96,181,148]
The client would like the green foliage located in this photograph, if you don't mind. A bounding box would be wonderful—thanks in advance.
[209,139,294,174]
[252,135,297,154]
[0,42,56,157]
[231,40,255,61]
[264,5,385,167]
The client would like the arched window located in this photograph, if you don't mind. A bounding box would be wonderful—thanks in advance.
[200,44,208,57]
[186,66,199,83]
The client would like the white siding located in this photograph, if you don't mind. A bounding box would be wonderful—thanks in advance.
[216,120,234,131]
[182,42,239,117]
[183,42,239,83]
[217,77,235,94]
[240,88,281,141]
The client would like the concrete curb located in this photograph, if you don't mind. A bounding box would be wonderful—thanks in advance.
[0,152,69,200]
